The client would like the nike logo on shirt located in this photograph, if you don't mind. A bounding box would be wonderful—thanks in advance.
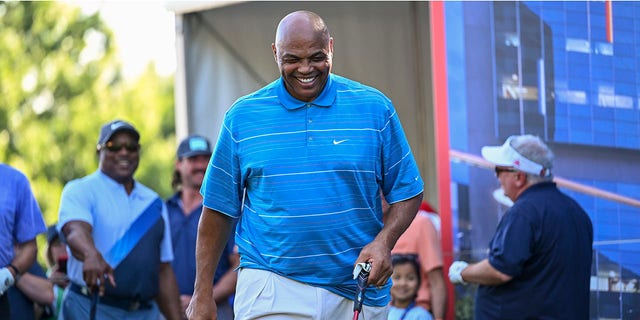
[333,139,348,145]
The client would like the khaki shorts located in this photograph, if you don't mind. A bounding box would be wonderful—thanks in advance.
[234,268,388,320]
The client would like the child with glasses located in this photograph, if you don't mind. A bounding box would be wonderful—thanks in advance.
[389,254,433,320]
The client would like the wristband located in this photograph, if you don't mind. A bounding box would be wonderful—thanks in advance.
[7,264,20,276]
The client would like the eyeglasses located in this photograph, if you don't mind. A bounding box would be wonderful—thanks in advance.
[100,141,140,153]
[494,167,517,177]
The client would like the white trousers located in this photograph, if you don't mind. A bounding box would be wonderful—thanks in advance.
[234,268,388,320]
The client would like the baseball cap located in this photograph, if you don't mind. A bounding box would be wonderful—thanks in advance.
[481,136,550,177]
[177,135,212,159]
[97,120,140,147]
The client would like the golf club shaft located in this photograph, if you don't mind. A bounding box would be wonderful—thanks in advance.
[90,279,100,320]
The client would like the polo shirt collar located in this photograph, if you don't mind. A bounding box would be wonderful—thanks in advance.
[97,170,137,194]
[276,74,336,110]
[519,181,556,199]
[167,192,181,206]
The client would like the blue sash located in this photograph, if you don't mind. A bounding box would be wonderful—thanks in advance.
[104,198,163,267]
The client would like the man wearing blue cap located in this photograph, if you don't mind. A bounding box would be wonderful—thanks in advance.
[166,135,238,320]
[57,119,181,319]
[448,134,593,319]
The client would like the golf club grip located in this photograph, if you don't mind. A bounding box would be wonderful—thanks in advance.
[353,268,370,312]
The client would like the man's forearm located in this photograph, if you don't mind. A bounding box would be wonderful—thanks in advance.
[377,193,423,249]
[427,267,447,319]
[212,253,239,303]
[157,263,181,320]
[193,208,235,295]
[12,240,38,274]
[62,221,100,261]
[16,273,55,305]
[461,259,512,285]
[360,192,422,286]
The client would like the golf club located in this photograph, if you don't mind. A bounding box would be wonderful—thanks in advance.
[352,262,371,320]
[90,279,100,320]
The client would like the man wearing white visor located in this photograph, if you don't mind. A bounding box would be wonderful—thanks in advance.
[448,135,593,319]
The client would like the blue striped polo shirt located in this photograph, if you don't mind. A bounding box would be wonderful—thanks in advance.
[201,73,423,307]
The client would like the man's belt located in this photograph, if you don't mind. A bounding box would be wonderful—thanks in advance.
[70,283,153,312]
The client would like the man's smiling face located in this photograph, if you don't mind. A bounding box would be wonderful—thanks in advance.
[272,18,333,102]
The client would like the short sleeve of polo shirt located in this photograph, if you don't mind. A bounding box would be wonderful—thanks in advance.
[379,104,423,203]
[201,117,244,218]
[159,203,174,263]
[13,172,46,243]
[58,178,95,229]
[488,202,536,277]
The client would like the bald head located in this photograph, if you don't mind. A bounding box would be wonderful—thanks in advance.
[271,10,334,102]
[275,11,330,48]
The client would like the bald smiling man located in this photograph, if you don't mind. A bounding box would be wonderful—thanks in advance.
[187,11,424,320]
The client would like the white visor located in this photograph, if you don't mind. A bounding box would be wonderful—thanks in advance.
[481,137,550,177]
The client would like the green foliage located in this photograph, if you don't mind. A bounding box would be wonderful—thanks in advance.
[0,2,176,260]
[454,284,477,320]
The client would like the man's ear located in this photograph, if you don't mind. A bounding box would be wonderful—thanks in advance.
[515,172,527,186]
[272,43,278,63]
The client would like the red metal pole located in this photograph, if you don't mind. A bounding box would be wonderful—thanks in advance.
[429,2,455,319]
[605,0,613,43]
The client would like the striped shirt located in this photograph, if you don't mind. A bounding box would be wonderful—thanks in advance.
[201,73,423,307]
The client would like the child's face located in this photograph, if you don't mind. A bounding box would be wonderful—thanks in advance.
[391,262,420,305]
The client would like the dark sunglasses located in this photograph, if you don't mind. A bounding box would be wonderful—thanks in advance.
[100,141,140,153]
[494,167,517,176]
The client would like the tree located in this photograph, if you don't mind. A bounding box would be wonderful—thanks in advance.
[0,2,175,248]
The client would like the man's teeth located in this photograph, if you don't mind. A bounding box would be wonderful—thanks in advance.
[118,160,130,166]
[299,77,314,83]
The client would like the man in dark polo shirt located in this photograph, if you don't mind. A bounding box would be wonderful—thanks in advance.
[166,135,238,320]
[448,135,593,319]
